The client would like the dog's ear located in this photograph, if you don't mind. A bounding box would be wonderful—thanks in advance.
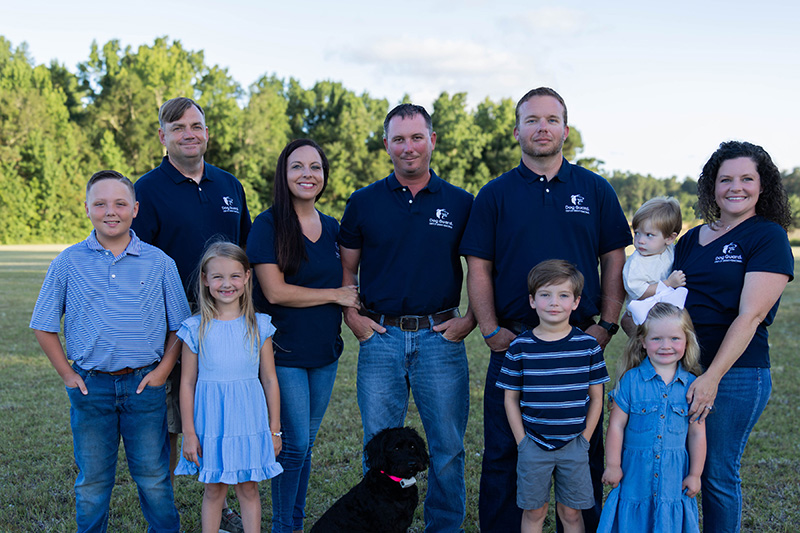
[364,429,389,471]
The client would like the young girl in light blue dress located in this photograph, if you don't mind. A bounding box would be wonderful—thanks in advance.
[598,301,706,533]
[175,242,283,533]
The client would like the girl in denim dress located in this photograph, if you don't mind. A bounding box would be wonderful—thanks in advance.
[598,303,707,533]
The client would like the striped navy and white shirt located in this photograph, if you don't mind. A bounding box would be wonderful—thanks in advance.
[497,326,609,450]
[30,230,190,372]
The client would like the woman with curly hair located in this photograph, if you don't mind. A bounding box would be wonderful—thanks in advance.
[246,139,360,533]
[673,141,793,532]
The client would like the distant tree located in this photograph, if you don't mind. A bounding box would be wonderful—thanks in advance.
[474,96,519,180]
[431,92,489,194]
[0,37,89,243]
[236,74,291,214]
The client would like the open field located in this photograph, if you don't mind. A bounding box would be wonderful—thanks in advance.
[1,248,798,532]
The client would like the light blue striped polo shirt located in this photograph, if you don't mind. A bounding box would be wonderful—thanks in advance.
[30,230,191,372]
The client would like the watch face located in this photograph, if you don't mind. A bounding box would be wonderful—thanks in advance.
[599,320,619,335]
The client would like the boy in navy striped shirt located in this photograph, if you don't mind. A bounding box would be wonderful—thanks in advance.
[30,170,190,532]
[498,259,609,533]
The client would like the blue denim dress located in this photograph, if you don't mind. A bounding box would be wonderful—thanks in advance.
[598,358,700,533]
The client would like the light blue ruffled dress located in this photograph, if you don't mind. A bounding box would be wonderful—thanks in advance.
[598,358,700,533]
[174,313,283,484]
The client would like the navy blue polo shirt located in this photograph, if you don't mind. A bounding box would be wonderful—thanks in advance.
[247,208,344,368]
[133,156,251,298]
[673,216,793,368]
[338,170,473,316]
[459,159,631,325]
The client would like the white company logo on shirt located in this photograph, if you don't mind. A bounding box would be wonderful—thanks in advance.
[715,242,743,264]
[221,196,240,214]
[564,194,590,215]
[429,208,453,229]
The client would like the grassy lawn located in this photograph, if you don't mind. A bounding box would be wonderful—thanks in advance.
[1,248,798,532]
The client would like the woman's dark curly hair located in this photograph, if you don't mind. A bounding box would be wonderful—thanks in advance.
[696,140,792,230]
[273,139,330,275]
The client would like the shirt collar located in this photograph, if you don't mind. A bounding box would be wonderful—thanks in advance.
[386,169,442,193]
[86,229,142,257]
[639,356,692,385]
[516,157,570,184]
[160,156,210,184]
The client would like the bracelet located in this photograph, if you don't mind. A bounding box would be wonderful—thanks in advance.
[272,431,282,438]
[482,326,501,340]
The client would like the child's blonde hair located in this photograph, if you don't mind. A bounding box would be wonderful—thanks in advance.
[616,302,702,382]
[195,242,259,359]
[631,196,682,238]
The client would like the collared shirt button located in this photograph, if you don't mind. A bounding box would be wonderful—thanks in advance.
[408,199,413,204]
[656,454,660,459]
[546,189,550,193]
[111,274,116,278]
[660,414,665,419]
[657,435,662,439]
[663,393,668,398]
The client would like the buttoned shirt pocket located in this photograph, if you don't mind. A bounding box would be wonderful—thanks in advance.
[627,402,659,433]
[667,403,689,434]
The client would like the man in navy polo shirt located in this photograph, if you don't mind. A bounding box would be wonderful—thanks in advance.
[339,104,476,532]
[132,96,251,533]
[460,87,631,533]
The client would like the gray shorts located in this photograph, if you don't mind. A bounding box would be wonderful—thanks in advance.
[165,363,182,434]
[516,434,594,511]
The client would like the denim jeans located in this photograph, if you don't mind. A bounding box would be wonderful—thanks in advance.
[702,367,771,533]
[271,361,338,533]
[67,363,179,533]
[480,351,604,533]
[357,324,469,533]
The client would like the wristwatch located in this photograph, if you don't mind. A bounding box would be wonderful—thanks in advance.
[597,320,620,336]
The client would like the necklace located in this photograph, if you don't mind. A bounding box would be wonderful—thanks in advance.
[712,220,733,232]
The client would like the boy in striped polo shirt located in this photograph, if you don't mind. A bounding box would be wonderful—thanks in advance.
[498,259,609,533]
[30,170,190,532]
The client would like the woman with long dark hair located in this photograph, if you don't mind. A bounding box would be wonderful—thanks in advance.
[247,139,359,533]
[674,140,793,532]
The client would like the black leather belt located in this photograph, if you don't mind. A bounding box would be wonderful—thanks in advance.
[359,307,460,332]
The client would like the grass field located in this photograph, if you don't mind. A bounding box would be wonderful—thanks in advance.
[1,248,798,532]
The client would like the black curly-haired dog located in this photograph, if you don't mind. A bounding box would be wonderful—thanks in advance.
[311,427,429,533]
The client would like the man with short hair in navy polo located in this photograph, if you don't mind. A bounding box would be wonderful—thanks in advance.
[132,96,251,533]
[460,87,632,533]
[339,104,476,532]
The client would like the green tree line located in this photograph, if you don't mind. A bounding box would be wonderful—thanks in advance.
[2,36,797,244]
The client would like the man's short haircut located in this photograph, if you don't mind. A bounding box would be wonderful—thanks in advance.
[158,97,205,128]
[631,196,682,237]
[383,103,433,138]
[527,259,584,298]
[86,170,136,201]
[515,87,568,127]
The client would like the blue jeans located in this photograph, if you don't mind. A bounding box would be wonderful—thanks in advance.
[67,363,179,533]
[271,361,338,533]
[480,351,604,533]
[357,325,469,533]
[702,367,771,533]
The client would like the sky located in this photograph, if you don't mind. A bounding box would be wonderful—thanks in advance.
[3,0,799,180]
